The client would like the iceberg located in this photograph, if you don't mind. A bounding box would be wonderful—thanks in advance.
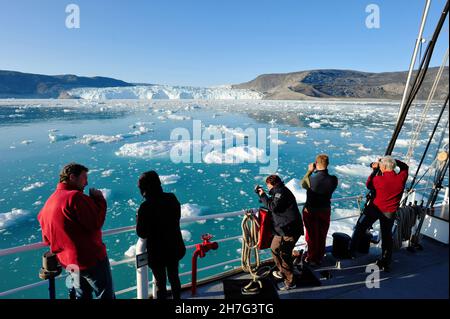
[0,209,30,230]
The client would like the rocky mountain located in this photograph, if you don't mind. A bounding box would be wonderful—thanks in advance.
[232,67,449,100]
[0,70,133,98]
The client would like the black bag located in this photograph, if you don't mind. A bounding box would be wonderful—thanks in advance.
[332,232,352,259]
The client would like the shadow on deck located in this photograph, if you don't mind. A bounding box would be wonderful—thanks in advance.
[183,236,448,299]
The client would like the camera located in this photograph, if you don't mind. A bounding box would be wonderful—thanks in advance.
[254,185,263,194]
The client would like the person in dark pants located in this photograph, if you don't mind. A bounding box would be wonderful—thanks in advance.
[351,156,408,272]
[136,171,186,299]
[300,154,338,266]
[257,175,304,290]
[38,163,115,299]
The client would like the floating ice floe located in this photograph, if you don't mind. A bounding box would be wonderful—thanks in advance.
[167,114,191,121]
[348,143,372,152]
[203,146,266,164]
[270,138,287,145]
[115,140,188,159]
[356,155,379,165]
[160,174,180,185]
[335,164,370,177]
[285,178,307,204]
[395,139,413,148]
[77,134,124,145]
[22,182,45,192]
[99,188,112,199]
[181,203,202,219]
[77,126,150,145]
[101,169,114,178]
[181,230,192,242]
[340,182,351,189]
[48,133,77,143]
[0,209,30,230]
[309,122,321,129]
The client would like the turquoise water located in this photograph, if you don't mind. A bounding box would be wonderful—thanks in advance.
[0,99,447,298]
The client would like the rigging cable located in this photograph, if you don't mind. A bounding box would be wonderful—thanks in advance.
[385,0,449,156]
[404,48,449,164]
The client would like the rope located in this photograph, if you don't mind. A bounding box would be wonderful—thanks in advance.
[404,47,449,164]
[240,209,271,294]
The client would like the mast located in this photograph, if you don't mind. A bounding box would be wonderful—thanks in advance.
[397,0,432,124]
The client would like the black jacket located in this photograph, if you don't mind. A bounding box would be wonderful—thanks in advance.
[136,192,186,267]
[260,183,304,237]
[304,169,338,211]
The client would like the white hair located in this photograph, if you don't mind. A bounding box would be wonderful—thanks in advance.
[380,156,396,171]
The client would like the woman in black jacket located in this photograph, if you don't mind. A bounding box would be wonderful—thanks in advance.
[136,171,186,299]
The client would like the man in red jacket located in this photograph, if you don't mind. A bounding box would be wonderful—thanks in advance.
[351,156,408,272]
[38,163,115,299]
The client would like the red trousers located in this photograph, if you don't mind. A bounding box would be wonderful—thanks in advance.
[302,207,331,264]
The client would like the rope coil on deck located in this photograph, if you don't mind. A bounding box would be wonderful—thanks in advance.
[240,209,272,295]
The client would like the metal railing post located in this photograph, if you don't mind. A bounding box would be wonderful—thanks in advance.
[135,238,148,299]
[152,275,156,299]
[443,187,449,205]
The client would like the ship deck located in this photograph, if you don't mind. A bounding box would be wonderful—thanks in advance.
[182,236,449,299]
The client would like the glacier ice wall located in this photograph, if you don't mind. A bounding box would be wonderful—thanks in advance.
[67,85,263,100]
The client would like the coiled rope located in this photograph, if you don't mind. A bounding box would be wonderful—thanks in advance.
[240,209,272,294]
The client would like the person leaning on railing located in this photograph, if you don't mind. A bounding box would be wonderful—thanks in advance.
[350,156,409,272]
[37,163,115,299]
[136,170,186,300]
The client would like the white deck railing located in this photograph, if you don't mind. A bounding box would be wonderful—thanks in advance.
[0,186,446,298]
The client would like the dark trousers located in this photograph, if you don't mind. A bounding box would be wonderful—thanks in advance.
[303,207,331,264]
[151,259,182,300]
[70,257,115,299]
[270,234,300,286]
[351,205,395,265]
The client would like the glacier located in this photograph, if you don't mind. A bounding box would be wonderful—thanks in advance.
[67,85,263,100]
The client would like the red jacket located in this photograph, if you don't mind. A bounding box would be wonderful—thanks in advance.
[37,183,107,270]
[366,160,409,213]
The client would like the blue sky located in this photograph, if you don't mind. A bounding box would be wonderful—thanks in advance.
[0,0,448,86]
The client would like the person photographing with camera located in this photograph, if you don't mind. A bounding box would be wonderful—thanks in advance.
[256,175,303,290]
[350,156,408,272]
[300,154,338,266]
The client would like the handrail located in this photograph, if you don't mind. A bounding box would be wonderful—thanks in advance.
[0,187,444,298]
[0,193,368,258]
[2,189,438,257]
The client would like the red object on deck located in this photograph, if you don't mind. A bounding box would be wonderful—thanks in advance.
[191,234,219,296]
[258,208,273,250]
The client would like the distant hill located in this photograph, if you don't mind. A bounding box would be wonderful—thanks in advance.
[0,70,133,98]
[232,67,449,100]
[1,67,448,100]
